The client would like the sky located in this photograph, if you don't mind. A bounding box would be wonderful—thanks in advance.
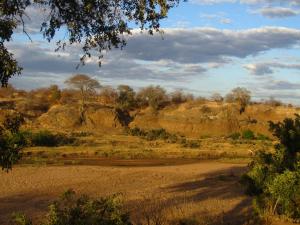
[7,0,300,104]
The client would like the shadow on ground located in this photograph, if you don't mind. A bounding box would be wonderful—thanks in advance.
[0,165,252,224]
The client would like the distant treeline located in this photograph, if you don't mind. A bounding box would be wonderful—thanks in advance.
[0,74,291,115]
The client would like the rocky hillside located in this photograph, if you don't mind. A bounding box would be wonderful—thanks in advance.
[1,96,299,138]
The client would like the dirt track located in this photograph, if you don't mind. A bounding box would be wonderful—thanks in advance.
[1,161,250,224]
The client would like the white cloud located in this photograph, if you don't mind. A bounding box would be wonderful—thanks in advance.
[125,27,300,63]
[245,62,300,75]
[259,7,299,18]
[8,27,300,90]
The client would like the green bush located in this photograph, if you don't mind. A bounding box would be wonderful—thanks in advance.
[30,131,75,147]
[267,170,300,217]
[11,190,132,225]
[145,128,170,141]
[128,127,178,142]
[242,115,300,220]
[31,131,57,146]
[11,213,32,225]
[242,129,255,140]
[0,114,25,171]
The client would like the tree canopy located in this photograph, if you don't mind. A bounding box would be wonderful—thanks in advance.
[0,0,179,86]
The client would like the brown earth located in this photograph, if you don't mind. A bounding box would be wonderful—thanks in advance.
[0,161,292,225]
[2,96,300,138]
[131,102,300,138]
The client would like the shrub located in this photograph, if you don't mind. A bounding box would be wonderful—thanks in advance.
[200,105,211,114]
[267,170,300,217]
[31,131,57,147]
[128,127,146,137]
[225,87,251,114]
[146,128,170,141]
[256,133,270,141]
[210,93,223,103]
[116,85,137,111]
[0,113,25,171]
[242,115,300,220]
[228,132,240,140]
[180,139,200,148]
[170,90,192,104]
[28,131,75,147]
[265,97,282,107]
[242,130,255,140]
[128,127,179,143]
[11,190,132,225]
[137,85,168,110]
[11,212,32,225]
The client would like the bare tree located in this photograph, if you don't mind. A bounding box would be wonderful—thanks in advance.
[225,87,251,114]
[137,85,168,111]
[65,74,101,123]
[210,93,224,103]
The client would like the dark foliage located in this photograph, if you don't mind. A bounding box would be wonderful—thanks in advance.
[12,189,132,225]
[1,0,179,86]
[242,130,255,140]
[242,114,300,220]
[0,113,25,171]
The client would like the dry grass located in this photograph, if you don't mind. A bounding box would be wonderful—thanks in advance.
[18,132,273,166]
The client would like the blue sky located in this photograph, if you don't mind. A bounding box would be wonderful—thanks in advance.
[8,0,300,104]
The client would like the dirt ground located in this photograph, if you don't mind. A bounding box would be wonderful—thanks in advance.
[0,161,290,225]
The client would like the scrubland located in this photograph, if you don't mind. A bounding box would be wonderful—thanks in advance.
[0,84,298,224]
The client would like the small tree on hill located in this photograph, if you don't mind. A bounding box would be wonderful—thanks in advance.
[65,74,101,124]
[211,93,223,103]
[49,85,61,104]
[99,86,118,105]
[116,85,136,111]
[225,87,251,114]
[137,85,168,111]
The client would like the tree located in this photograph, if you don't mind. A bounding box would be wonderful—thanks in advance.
[116,85,136,111]
[0,0,179,87]
[210,93,223,103]
[65,74,101,123]
[0,113,25,171]
[242,115,300,219]
[265,97,282,107]
[225,87,251,114]
[137,85,168,111]
[99,86,118,105]
[170,90,192,104]
[48,85,61,104]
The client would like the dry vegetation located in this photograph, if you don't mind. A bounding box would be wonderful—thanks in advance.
[0,80,298,225]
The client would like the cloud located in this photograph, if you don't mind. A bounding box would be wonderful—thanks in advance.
[264,80,300,90]
[16,6,49,35]
[191,0,300,5]
[259,7,298,18]
[219,18,232,24]
[124,27,300,64]
[190,0,235,5]
[200,13,233,25]
[7,27,300,90]
[245,62,300,75]
[244,63,274,75]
